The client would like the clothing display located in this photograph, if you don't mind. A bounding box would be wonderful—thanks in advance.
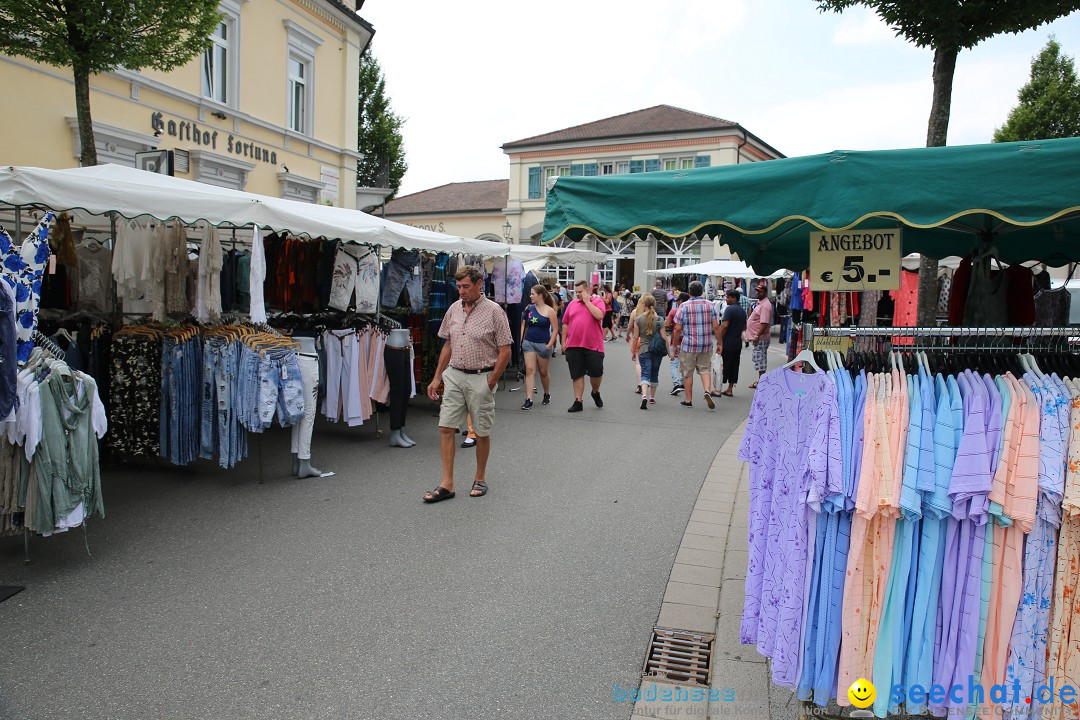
[76,241,112,312]
[492,258,525,304]
[328,244,379,313]
[381,248,423,312]
[1,213,55,363]
[112,218,153,301]
[322,325,395,426]
[740,341,1080,719]
[0,339,106,537]
[194,223,223,323]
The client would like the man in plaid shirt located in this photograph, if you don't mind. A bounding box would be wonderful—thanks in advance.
[672,281,721,409]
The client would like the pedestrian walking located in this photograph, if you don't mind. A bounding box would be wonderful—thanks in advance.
[519,284,558,409]
[423,266,513,503]
[626,296,643,394]
[745,282,773,389]
[651,279,668,316]
[717,288,747,396]
[672,281,721,409]
[618,289,632,338]
[666,292,690,395]
[633,294,667,409]
[602,284,617,341]
[561,279,606,412]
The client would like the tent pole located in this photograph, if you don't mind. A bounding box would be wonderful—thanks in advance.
[14,205,21,239]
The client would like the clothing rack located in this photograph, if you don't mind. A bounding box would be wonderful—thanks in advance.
[807,324,1080,353]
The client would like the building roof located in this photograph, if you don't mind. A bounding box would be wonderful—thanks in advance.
[502,105,737,150]
[382,179,509,215]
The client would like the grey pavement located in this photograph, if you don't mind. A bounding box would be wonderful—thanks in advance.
[0,336,778,720]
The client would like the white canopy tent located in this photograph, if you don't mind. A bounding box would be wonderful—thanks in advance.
[644,258,786,278]
[0,164,600,264]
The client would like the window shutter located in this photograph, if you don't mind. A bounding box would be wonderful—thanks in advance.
[570,163,584,176]
[528,167,541,199]
[645,159,660,173]
[629,160,644,174]
[584,162,598,176]
[694,155,711,168]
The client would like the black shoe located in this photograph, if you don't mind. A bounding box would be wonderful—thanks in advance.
[522,398,533,410]
[670,386,683,396]
[461,437,477,448]
[640,398,648,410]
[541,394,550,405]
[679,401,693,408]
[568,400,583,413]
[591,391,603,408]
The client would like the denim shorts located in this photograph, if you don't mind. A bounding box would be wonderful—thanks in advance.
[521,339,552,358]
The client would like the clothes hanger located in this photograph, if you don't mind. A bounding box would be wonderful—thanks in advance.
[783,347,822,373]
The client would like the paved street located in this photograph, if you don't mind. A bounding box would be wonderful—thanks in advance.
[0,337,773,720]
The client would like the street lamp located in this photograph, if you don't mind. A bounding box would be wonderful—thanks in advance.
[502,220,513,243]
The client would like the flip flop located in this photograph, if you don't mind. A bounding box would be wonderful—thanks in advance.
[423,487,455,503]
[748,382,758,389]
[721,391,734,397]
[470,480,488,497]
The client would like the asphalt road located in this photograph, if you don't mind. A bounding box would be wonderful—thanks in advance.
[0,337,763,720]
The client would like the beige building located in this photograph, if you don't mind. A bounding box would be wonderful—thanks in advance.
[0,0,373,208]
[385,105,784,290]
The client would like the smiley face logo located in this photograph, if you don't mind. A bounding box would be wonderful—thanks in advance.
[847,678,876,708]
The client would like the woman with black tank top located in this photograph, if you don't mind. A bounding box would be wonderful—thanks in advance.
[519,284,558,409]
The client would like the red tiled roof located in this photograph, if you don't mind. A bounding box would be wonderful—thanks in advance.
[502,105,737,149]
[382,179,509,215]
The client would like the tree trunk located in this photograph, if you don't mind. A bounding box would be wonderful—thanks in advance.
[73,62,97,167]
[915,45,960,326]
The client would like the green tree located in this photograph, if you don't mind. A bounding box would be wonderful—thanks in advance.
[995,38,1080,142]
[356,45,408,199]
[817,0,1080,324]
[0,0,221,167]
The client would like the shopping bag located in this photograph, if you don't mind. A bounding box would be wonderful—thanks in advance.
[711,352,723,389]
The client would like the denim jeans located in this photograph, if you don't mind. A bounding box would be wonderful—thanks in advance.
[202,338,247,468]
[380,248,423,312]
[670,355,682,388]
[639,351,662,387]
[160,336,201,466]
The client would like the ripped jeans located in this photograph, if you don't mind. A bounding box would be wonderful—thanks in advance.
[238,345,306,432]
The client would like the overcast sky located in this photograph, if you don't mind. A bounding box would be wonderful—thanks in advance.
[364,1,1080,197]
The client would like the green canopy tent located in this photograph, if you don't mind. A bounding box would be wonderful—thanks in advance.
[541,138,1080,275]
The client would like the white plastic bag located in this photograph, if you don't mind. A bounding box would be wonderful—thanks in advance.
[711,352,724,389]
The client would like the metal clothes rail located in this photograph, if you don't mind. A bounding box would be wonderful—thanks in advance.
[806,324,1080,353]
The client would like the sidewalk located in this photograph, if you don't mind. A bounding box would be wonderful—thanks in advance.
[631,420,804,720]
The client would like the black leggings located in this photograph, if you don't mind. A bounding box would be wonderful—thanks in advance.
[384,346,411,430]
[721,345,741,385]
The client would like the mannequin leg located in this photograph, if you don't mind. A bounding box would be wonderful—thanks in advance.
[385,346,414,446]
[294,355,324,477]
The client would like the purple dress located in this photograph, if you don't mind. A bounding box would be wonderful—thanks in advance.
[739,367,841,688]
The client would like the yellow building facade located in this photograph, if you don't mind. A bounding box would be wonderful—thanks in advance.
[0,0,372,208]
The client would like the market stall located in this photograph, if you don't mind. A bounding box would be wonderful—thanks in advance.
[541,137,1080,718]
[0,164,599,550]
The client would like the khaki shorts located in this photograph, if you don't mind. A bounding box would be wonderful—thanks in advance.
[438,366,496,437]
[680,350,713,377]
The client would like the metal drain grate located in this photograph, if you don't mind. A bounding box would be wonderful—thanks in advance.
[643,627,714,686]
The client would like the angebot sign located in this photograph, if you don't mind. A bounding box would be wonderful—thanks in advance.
[810,229,901,291]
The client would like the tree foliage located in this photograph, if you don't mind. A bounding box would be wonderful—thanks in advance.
[356,45,408,199]
[994,38,1080,142]
[816,0,1080,324]
[0,0,221,165]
